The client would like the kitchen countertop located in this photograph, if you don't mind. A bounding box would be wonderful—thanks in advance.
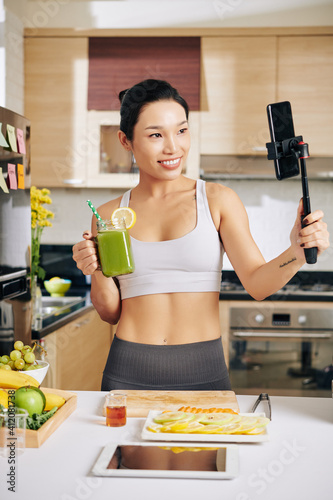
[32,289,93,340]
[1,392,330,500]
[219,290,333,301]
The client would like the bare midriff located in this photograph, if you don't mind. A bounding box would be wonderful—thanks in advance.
[115,291,221,345]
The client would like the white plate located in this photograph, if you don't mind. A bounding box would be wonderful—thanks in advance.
[141,411,269,444]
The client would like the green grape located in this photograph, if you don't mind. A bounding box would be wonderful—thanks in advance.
[14,359,25,370]
[10,350,22,361]
[21,346,32,356]
[7,360,15,369]
[24,352,35,364]
[14,340,24,351]
[26,364,37,370]
[0,364,11,370]
[0,355,10,364]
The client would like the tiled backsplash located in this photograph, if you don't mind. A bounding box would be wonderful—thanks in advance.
[42,179,333,271]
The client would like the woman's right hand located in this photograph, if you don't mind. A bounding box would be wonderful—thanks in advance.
[72,231,100,275]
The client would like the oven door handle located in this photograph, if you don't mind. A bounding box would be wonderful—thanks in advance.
[232,331,332,340]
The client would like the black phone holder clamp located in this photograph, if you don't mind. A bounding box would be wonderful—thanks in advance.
[266,136,317,265]
[266,135,305,162]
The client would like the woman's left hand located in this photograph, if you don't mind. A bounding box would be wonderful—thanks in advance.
[290,200,330,259]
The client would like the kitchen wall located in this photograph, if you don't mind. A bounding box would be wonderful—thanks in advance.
[2,0,333,271]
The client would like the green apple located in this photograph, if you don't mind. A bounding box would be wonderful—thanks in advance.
[15,386,46,417]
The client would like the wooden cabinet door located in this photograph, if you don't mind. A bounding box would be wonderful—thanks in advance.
[200,37,277,155]
[24,37,88,187]
[277,36,333,156]
[42,309,112,390]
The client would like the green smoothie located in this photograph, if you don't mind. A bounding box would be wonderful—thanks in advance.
[97,226,135,277]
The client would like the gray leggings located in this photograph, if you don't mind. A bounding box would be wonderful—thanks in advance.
[101,335,231,391]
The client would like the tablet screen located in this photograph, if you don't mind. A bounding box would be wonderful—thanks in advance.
[109,445,225,472]
[92,442,239,479]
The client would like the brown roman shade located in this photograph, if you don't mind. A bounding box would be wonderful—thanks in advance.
[88,37,201,111]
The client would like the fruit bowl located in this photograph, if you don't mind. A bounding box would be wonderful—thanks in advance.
[19,361,49,385]
[44,278,71,297]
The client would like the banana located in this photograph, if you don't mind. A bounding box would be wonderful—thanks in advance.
[0,369,39,389]
[0,388,9,408]
[43,392,66,411]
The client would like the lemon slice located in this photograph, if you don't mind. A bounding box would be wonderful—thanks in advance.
[198,413,234,425]
[178,421,206,433]
[147,424,163,433]
[111,207,136,229]
[153,411,188,424]
[196,424,224,434]
[233,423,258,434]
[246,427,267,435]
[217,423,243,434]
[254,417,270,427]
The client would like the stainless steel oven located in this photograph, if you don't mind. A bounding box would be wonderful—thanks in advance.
[222,274,333,396]
[0,107,31,354]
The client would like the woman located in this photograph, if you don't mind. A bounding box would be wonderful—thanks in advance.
[72,79,330,391]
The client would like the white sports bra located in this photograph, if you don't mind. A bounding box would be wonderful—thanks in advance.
[117,179,224,299]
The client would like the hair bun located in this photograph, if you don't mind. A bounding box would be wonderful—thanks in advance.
[119,89,129,103]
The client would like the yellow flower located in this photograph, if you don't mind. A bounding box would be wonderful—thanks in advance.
[30,186,54,281]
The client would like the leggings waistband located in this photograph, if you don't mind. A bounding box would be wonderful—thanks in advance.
[103,336,228,386]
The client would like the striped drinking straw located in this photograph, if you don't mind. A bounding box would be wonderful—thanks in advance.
[86,200,106,227]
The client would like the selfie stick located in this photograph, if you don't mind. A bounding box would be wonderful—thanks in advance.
[266,137,318,264]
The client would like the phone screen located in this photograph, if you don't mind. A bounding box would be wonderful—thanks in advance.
[267,101,300,180]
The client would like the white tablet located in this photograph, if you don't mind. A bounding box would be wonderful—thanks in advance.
[91,441,239,479]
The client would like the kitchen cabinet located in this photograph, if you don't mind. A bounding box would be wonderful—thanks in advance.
[24,37,89,187]
[200,35,333,158]
[277,36,333,156]
[41,308,113,390]
[200,36,277,156]
[24,31,333,187]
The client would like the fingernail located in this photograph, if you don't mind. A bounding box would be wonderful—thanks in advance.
[83,231,89,237]
[303,218,308,225]
[300,243,305,248]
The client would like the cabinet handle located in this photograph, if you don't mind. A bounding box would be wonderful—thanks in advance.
[232,331,331,340]
[62,179,84,185]
[73,318,91,328]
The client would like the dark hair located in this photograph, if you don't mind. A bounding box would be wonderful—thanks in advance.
[119,79,189,141]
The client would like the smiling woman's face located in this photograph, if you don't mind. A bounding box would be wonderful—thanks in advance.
[123,99,191,181]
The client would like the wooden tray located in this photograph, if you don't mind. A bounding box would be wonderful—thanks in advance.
[103,390,239,418]
[25,388,77,448]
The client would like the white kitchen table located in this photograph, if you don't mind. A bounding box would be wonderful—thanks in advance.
[0,392,331,500]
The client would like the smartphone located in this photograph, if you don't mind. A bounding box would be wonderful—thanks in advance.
[266,101,300,180]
